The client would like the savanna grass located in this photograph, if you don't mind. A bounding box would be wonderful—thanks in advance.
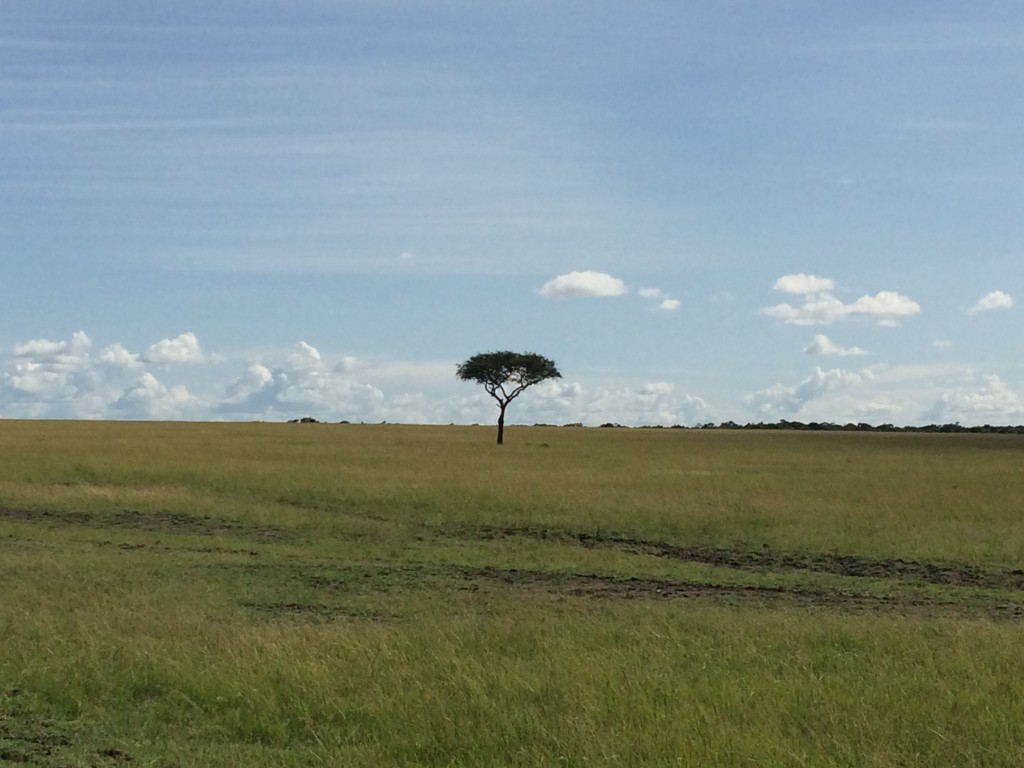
[2,420,1024,766]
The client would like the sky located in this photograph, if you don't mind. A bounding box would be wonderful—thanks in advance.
[2,0,1023,426]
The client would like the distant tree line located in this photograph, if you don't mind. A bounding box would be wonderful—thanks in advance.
[592,420,1024,434]
[287,416,1024,434]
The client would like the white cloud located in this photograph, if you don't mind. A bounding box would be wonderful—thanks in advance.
[638,287,680,311]
[539,271,627,298]
[746,367,867,418]
[216,352,462,424]
[763,293,847,325]
[13,339,66,358]
[98,343,143,369]
[773,274,836,294]
[446,376,711,428]
[4,330,1022,428]
[223,364,274,404]
[217,352,386,422]
[968,290,1014,315]
[288,341,323,370]
[848,291,921,324]
[745,362,1024,426]
[804,334,868,357]
[926,375,1024,421]
[145,332,205,363]
[763,276,920,326]
[13,330,92,367]
[4,332,96,410]
[509,378,711,426]
[5,362,78,399]
[1,331,198,420]
[113,373,198,420]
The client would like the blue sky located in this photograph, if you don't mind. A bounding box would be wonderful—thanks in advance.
[2,1,1022,425]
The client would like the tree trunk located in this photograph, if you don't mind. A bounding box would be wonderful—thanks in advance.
[496,402,506,445]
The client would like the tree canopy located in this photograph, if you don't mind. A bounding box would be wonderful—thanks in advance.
[456,351,561,444]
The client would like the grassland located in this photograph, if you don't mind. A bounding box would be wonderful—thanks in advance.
[2,420,1024,766]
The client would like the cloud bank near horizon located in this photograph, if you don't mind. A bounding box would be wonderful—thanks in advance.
[0,331,712,427]
[2,329,1023,428]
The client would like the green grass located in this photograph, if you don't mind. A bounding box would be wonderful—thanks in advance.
[2,421,1024,766]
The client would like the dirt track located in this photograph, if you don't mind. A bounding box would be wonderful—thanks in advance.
[6,507,1024,621]
[473,524,1024,590]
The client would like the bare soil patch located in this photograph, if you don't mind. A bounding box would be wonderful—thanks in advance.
[0,687,134,767]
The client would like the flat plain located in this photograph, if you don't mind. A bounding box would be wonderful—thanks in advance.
[2,420,1024,766]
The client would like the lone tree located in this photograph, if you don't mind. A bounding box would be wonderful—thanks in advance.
[456,351,561,444]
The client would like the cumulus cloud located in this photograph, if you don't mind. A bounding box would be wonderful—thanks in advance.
[763,293,848,325]
[804,334,868,357]
[926,375,1024,421]
[0,330,695,424]
[5,332,97,411]
[763,275,920,326]
[744,362,1024,426]
[98,343,142,369]
[506,378,712,426]
[223,364,274,403]
[7,330,1022,428]
[848,292,921,324]
[638,287,680,311]
[5,362,78,400]
[1,331,200,420]
[217,350,386,422]
[746,367,867,418]
[773,274,835,294]
[113,373,197,419]
[539,271,627,298]
[13,330,92,367]
[445,375,711,428]
[968,290,1014,315]
[145,332,205,363]
[288,341,323,370]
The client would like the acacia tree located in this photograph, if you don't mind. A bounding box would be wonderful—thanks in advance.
[456,351,561,444]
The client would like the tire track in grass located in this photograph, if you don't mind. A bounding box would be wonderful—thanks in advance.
[0,506,287,541]
[237,563,1024,622]
[469,525,1024,591]
[451,566,1024,620]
